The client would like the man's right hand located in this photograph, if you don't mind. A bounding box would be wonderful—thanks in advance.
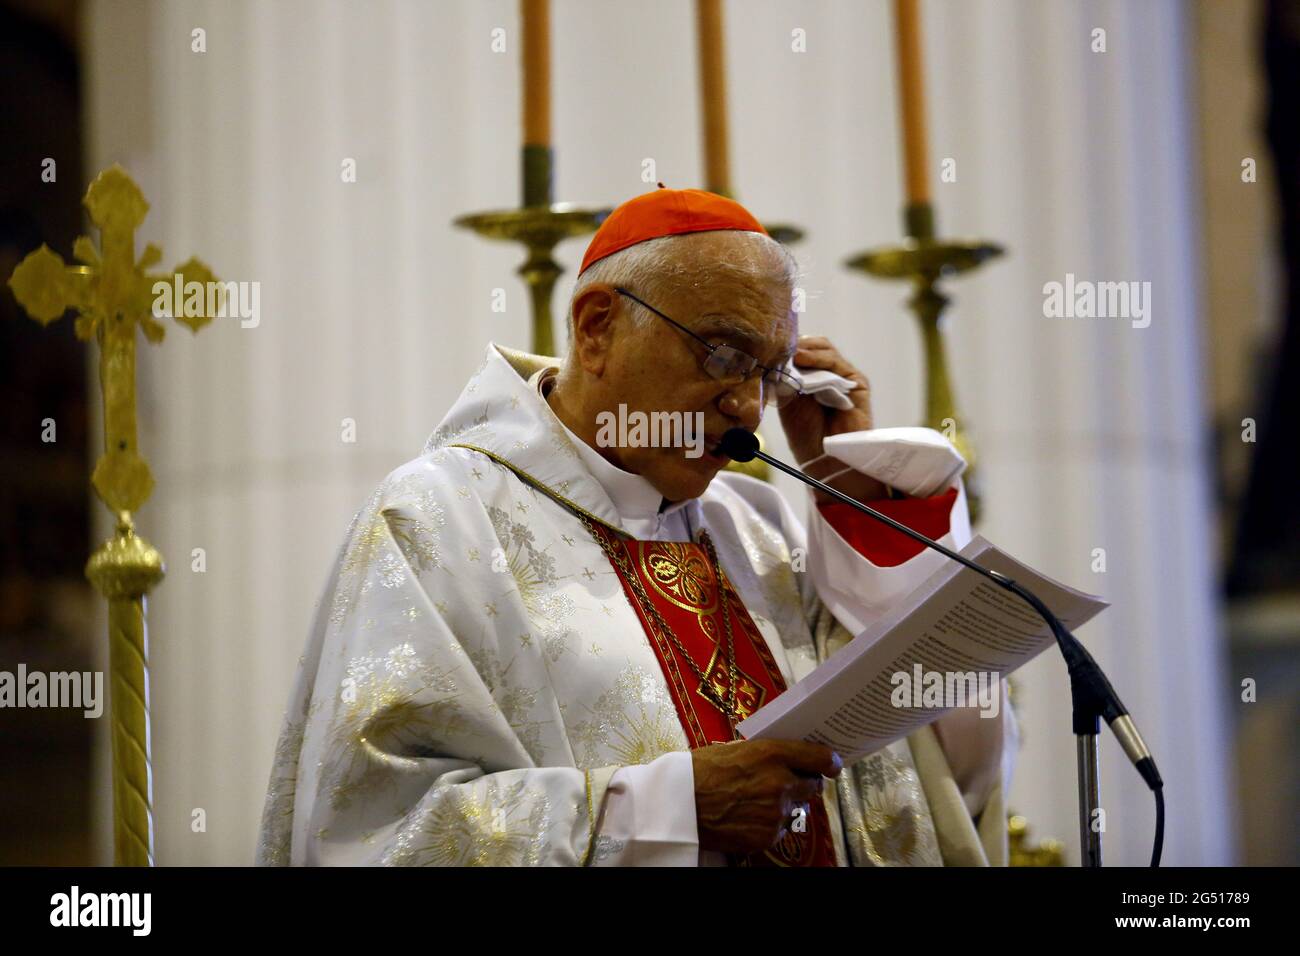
[691,739,843,854]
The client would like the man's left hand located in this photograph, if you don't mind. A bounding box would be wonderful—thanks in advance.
[778,335,887,502]
[777,335,873,464]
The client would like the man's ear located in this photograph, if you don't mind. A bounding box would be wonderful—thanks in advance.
[570,285,619,376]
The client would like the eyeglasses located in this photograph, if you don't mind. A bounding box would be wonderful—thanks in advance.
[613,287,803,408]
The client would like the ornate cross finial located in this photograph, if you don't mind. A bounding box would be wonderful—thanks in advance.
[7,164,221,866]
[10,164,219,515]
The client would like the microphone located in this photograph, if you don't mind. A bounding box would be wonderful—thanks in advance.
[719,427,1165,864]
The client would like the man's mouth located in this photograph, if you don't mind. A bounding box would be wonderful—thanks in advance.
[702,435,731,463]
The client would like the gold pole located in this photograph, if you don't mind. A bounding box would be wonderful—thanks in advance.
[87,513,163,866]
[8,165,220,865]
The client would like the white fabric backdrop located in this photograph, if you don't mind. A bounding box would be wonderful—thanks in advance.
[84,0,1234,865]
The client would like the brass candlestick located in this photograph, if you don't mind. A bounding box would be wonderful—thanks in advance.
[845,202,1003,521]
[8,165,221,865]
[454,146,609,357]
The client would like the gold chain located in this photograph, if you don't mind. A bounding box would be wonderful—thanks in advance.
[577,513,742,727]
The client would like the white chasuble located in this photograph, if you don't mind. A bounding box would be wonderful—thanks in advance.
[256,344,1017,867]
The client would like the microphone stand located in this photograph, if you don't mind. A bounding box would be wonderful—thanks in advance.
[722,431,1164,867]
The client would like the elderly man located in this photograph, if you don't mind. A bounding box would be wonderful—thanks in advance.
[257,187,1015,867]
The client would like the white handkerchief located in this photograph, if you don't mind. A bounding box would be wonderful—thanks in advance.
[785,360,858,410]
[822,427,967,498]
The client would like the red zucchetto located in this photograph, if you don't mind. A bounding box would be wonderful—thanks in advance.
[579,183,769,275]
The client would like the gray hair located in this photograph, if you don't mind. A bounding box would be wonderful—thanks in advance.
[561,231,801,352]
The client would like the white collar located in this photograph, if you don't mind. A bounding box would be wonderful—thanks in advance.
[530,368,692,523]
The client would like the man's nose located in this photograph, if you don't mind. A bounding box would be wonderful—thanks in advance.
[718,376,764,429]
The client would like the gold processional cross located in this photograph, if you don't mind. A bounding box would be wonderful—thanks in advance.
[8,165,221,866]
